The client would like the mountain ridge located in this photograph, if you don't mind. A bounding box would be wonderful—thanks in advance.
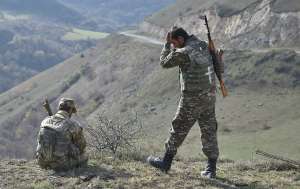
[58,0,176,32]
[140,0,300,49]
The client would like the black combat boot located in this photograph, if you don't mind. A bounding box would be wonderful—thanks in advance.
[201,159,217,179]
[147,151,174,173]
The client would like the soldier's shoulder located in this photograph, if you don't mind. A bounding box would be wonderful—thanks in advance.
[67,119,83,130]
[41,116,53,126]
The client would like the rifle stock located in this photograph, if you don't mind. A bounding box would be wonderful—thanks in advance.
[220,80,228,97]
[43,98,53,116]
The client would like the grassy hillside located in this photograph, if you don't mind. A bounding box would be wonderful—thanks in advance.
[0,34,299,161]
[0,35,161,158]
[1,158,299,189]
[0,1,299,187]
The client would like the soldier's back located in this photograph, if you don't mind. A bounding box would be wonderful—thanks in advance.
[179,35,214,93]
[36,113,79,170]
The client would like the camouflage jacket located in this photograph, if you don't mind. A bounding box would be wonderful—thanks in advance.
[36,110,86,161]
[160,35,215,93]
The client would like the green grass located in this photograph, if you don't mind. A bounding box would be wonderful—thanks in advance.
[63,28,109,41]
[0,12,31,21]
[219,121,300,160]
[271,0,300,13]
[30,181,54,189]
[164,119,300,162]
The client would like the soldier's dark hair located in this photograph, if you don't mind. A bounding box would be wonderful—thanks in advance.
[58,104,72,113]
[171,27,190,41]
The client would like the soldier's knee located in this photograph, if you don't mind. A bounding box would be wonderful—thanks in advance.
[165,140,178,155]
[171,118,185,133]
[202,122,218,134]
[172,117,182,127]
[211,122,218,132]
[172,116,194,130]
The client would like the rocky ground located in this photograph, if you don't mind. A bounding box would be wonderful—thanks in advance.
[1,158,299,189]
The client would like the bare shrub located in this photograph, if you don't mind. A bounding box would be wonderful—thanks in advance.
[86,113,142,157]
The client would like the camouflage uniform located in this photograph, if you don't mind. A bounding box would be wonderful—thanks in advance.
[36,110,88,171]
[160,35,219,160]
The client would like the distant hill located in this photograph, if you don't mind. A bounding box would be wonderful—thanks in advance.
[0,0,176,94]
[0,0,85,26]
[0,18,95,93]
[0,0,94,93]
[59,0,176,32]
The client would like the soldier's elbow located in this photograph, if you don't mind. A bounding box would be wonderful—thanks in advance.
[160,61,170,69]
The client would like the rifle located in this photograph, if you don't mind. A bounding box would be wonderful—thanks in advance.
[43,98,53,116]
[256,149,300,168]
[200,15,228,97]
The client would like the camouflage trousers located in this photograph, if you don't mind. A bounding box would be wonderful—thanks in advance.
[37,153,88,171]
[165,91,219,160]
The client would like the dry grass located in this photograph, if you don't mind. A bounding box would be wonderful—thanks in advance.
[0,158,299,189]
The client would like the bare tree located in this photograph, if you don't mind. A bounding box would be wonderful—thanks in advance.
[86,113,142,156]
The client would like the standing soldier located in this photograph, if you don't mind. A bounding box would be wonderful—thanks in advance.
[36,98,88,171]
[147,27,219,179]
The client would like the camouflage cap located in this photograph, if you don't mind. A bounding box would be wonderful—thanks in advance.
[58,98,77,113]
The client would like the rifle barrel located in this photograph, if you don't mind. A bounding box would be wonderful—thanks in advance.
[256,150,300,167]
[204,16,210,35]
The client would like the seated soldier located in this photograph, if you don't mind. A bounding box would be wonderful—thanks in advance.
[36,98,88,171]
